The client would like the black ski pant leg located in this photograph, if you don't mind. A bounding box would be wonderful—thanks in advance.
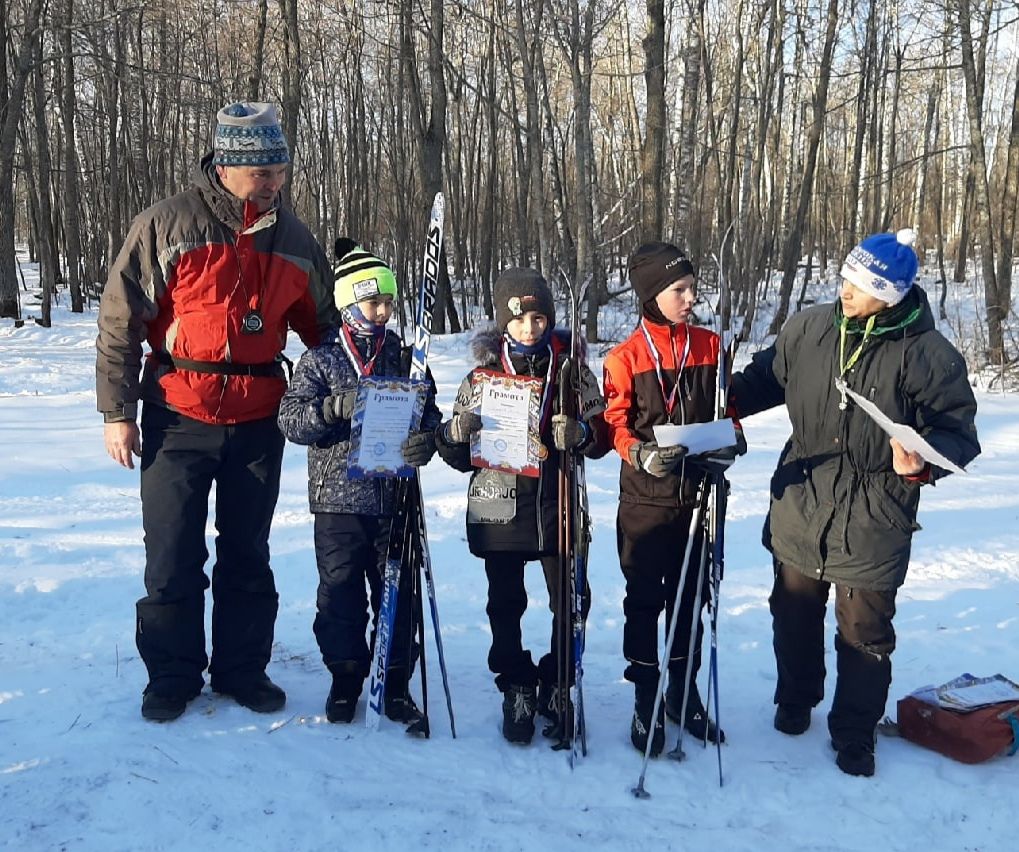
[618,502,703,687]
[136,404,217,698]
[208,415,284,687]
[313,513,375,680]
[484,553,538,691]
[769,561,829,709]
[828,584,897,747]
[536,555,591,688]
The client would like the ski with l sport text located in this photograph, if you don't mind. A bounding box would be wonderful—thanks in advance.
[366,192,455,736]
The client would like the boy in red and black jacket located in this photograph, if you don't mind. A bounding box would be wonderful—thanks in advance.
[603,242,743,756]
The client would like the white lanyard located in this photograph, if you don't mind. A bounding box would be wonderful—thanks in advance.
[640,319,690,423]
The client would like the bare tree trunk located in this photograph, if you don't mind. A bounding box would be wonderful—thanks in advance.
[30,33,57,327]
[279,0,303,207]
[993,53,1019,353]
[248,0,269,100]
[769,0,839,335]
[0,0,46,319]
[674,0,703,244]
[61,0,83,311]
[956,0,1002,362]
[640,0,666,241]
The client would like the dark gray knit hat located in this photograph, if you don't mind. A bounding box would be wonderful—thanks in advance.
[212,102,290,167]
[628,242,696,305]
[494,268,555,330]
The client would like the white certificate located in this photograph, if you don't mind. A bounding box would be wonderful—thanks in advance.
[347,377,427,479]
[469,370,542,477]
[653,418,738,455]
[834,379,967,475]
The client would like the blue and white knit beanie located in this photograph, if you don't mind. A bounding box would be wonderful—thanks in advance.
[840,229,919,307]
[212,102,290,167]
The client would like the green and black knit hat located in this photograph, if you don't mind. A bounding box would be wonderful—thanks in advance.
[333,238,398,310]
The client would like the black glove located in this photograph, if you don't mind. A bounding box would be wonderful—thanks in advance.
[690,429,746,475]
[552,414,589,451]
[443,410,483,444]
[401,430,437,467]
[628,441,687,478]
[322,390,358,425]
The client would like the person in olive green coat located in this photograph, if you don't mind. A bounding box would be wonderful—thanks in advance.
[730,229,980,777]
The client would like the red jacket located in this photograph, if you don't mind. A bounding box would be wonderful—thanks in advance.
[603,319,719,507]
[96,155,336,425]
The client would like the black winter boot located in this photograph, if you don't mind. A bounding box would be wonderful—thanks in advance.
[537,679,574,741]
[665,679,725,744]
[325,675,363,724]
[774,703,812,735]
[630,682,665,757]
[141,687,199,722]
[211,673,286,713]
[834,740,875,777]
[384,668,427,734]
[501,683,537,745]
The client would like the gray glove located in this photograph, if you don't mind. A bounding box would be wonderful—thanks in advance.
[401,431,437,467]
[443,410,483,444]
[322,390,358,425]
[552,414,588,451]
[628,441,687,478]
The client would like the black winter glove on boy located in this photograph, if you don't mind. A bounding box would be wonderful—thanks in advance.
[402,431,437,467]
[628,441,687,478]
[552,414,589,451]
[443,411,483,444]
[322,389,358,425]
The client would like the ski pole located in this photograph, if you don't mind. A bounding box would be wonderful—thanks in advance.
[632,479,709,799]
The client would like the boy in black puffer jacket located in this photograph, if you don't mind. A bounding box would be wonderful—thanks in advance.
[434,268,609,745]
[278,242,442,726]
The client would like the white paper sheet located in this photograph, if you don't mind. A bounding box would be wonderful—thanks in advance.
[653,418,738,455]
[474,379,533,472]
[835,379,967,475]
[349,379,423,477]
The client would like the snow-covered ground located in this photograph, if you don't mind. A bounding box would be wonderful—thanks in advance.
[0,294,1014,851]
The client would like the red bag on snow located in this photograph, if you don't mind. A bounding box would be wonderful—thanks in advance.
[897,695,1019,764]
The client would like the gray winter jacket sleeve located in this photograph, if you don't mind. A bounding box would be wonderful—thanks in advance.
[95,209,163,422]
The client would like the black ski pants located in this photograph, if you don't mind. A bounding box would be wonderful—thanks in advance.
[770,561,897,745]
[312,512,416,683]
[484,552,591,692]
[617,502,709,689]
[136,404,284,698]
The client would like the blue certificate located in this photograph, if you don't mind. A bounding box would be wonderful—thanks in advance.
[347,376,428,479]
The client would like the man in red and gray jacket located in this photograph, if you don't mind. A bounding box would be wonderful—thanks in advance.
[97,102,337,722]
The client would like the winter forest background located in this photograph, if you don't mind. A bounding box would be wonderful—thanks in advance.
[1,2,1018,849]
[1,0,1019,373]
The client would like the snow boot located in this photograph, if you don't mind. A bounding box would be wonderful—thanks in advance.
[141,688,198,722]
[630,682,665,757]
[537,679,574,741]
[325,674,362,724]
[384,667,427,734]
[665,679,725,744]
[774,703,812,735]
[834,740,875,777]
[501,683,537,745]
[211,673,286,713]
